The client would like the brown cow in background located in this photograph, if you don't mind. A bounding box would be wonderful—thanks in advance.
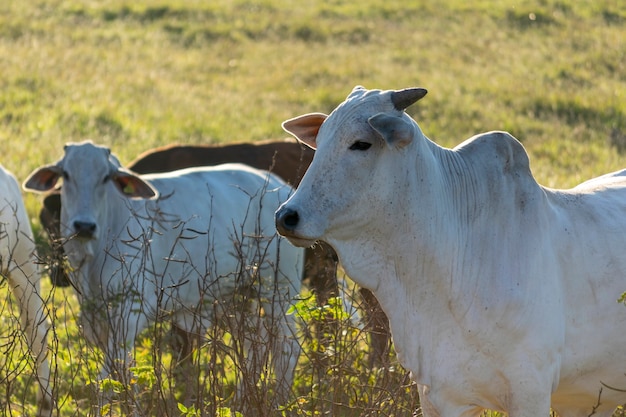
[39,139,391,366]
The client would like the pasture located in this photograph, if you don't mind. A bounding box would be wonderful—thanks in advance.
[0,0,624,416]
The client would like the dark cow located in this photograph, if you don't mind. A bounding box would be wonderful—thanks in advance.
[39,139,390,365]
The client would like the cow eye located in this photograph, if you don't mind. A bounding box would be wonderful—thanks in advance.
[103,174,110,184]
[62,171,70,181]
[349,141,372,151]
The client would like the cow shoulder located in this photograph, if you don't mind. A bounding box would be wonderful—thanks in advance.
[457,131,532,177]
[455,131,542,210]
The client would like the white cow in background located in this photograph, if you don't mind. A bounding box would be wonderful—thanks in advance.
[24,141,303,410]
[0,165,51,416]
[275,86,626,417]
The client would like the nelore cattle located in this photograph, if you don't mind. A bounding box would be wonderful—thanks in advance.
[276,86,626,417]
[0,165,51,416]
[41,140,325,291]
[25,141,304,409]
[39,139,392,366]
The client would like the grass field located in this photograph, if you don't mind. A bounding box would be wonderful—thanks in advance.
[0,0,625,416]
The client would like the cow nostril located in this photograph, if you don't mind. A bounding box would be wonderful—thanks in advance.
[276,207,300,232]
[73,221,96,238]
[284,210,299,228]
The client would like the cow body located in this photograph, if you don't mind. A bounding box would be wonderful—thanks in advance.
[25,141,303,408]
[127,139,314,186]
[0,165,51,416]
[39,140,391,366]
[275,86,626,417]
[40,139,313,287]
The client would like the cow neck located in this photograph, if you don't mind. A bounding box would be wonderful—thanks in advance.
[426,137,552,329]
[392,140,467,301]
[330,136,461,302]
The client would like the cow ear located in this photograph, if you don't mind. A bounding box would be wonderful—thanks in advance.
[368,113,414,149]
[112,171,158,199]
[282,113,328,150]
[23,165,63,193]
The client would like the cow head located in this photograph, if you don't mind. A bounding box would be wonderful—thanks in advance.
[275,86,427,249]
[24,141,157,243]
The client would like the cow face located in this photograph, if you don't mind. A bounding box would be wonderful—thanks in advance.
[24,141,157,245]
[275,86,427,248]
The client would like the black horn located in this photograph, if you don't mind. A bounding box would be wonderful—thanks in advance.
[391,87,428,111]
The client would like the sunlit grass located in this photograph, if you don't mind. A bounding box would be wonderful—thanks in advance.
[1,0,624,188]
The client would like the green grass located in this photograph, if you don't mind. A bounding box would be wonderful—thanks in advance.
[2,0,624,187]
[0,0,625,415]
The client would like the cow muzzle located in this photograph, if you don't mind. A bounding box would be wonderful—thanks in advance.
[73,220,97,239]
[275,206,299,233]
[275,206,316,248]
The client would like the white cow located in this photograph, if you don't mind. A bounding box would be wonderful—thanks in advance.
[0,165,51,416]
[275,86,626,417]
[24,141,303,409]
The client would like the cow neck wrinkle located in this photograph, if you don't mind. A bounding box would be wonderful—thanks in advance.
[402,142,488,313]
[435,145,483,227]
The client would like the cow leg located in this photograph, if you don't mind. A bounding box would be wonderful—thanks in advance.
[359,288,392,367]
[8,267,53,417]
[227,294,299,416]
[96,307,147,416]
[268,303,300,407]
[504,373,555,417]
[507,395,552,417]
[304,243,340,364]
[169,322,200,408]
[228,299,265,416]
[419,382,553,417]
[418,385,483,417]
[170,323,194,370]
